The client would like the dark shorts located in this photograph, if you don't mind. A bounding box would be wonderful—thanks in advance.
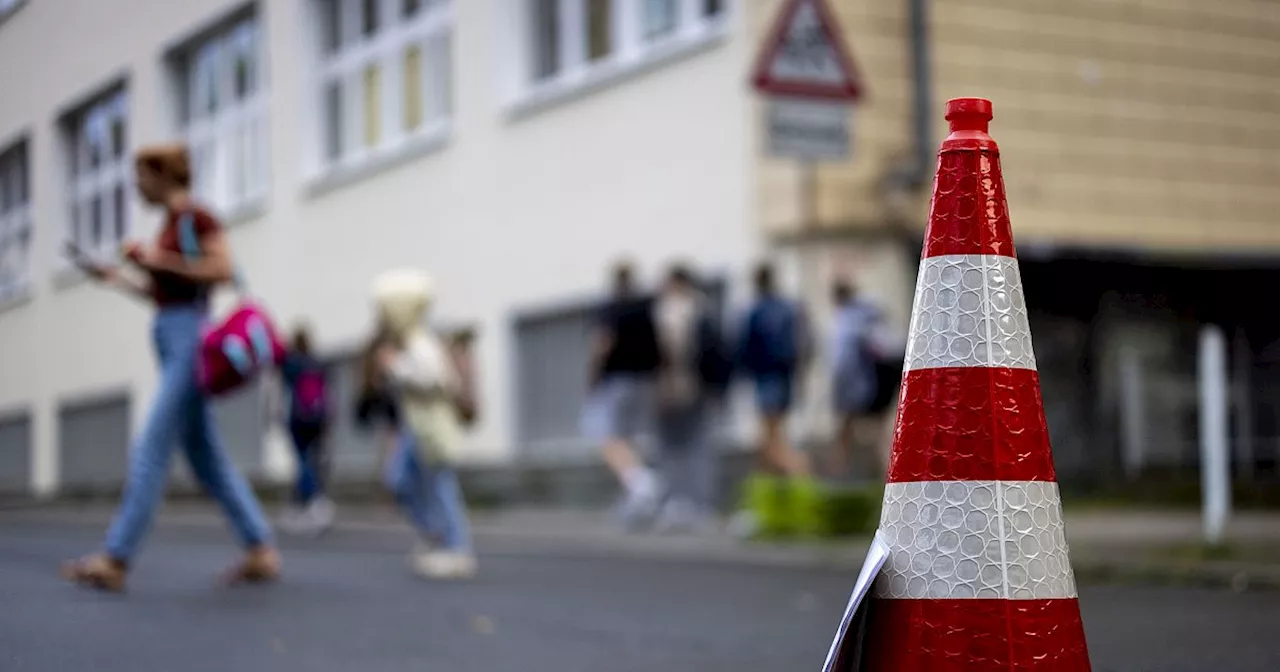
[753,373,794,415]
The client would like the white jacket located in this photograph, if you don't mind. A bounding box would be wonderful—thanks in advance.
[370,267,464,465]
[388,330,464,466]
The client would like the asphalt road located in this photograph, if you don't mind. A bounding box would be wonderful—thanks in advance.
[0,518,1277,672]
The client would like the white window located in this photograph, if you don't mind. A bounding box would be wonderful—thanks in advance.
[0,139,32,302]
[512,0,727,106]
[313,0,453,174]
[62,88,130,265]
[175,14,268,216]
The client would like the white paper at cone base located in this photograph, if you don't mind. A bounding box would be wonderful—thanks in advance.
[822,529,891,672]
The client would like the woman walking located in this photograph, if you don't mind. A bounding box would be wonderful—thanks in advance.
[61,143,279,592]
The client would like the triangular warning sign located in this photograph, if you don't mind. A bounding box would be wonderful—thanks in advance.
[751,0,864,101]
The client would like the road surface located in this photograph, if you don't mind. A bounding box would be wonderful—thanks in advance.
[0,514,1276,671]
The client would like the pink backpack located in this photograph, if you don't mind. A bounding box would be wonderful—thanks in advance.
[177,213,285,397]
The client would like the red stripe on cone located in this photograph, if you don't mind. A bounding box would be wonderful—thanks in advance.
[922,100,1016,259]
[887,367,1056,483]
[861,598,1091,672]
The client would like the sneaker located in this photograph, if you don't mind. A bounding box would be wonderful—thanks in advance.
[307,497,337,534]
[654,498,718,535]
[412,550,477,580]
[616,485,662,532]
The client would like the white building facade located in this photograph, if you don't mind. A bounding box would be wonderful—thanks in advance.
[0,0,766,497]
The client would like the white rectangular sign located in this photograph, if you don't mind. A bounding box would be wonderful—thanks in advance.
[767,98,852,161]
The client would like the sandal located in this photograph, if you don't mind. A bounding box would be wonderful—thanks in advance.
[220,546,281,586]
[61,554,127,593]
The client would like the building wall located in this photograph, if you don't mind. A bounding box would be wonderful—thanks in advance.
[0,0,758,495]
[755,0,1280,253]
[931,0,1280,253]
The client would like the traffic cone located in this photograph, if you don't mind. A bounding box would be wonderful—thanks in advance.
[852,98,1091,670]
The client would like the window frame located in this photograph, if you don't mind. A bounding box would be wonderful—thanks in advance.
[0,135,33,305]
[172,9,270,221]
[308,0,454,184]
[58,84,132,276]
[506,0,731,116]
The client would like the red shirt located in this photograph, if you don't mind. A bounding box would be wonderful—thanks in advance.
[150,207,221,306]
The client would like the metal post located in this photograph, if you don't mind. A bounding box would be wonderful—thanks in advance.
[1198,324,1231,546]
[1119,345,1145,481]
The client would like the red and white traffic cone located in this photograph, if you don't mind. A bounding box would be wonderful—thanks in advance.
[856,97,1091,670]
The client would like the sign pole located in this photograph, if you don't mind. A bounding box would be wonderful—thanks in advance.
[1199,323,1231,547]
[800,160,818,231]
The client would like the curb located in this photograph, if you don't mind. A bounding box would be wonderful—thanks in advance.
[1071,558,1280,593]
[4,507,1278,590]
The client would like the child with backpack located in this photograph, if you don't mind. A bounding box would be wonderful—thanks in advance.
[279,324,335,535]
[371,268,477,579]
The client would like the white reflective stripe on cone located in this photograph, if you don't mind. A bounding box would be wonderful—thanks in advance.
[874,480,1077,600]
[905,254,1037,372]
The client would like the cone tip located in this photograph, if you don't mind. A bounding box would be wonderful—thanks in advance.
[945,97,993,133]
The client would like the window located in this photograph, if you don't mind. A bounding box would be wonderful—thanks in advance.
[314,0,453,172]
[642,0,678,40]
[515,0,728,105]
[62,88,130,266]
[0,139,32,301]
[175,14,268,215]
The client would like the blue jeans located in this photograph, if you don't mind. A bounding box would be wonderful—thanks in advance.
[384,432,471,552]
[105,305,272,561]
[289,420,325,504]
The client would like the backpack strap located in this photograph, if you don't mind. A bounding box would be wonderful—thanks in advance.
[177,211,248,294]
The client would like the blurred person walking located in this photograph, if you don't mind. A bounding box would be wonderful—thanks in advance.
[278,323,336,535]
[371,268,476,580]
[650,264,732,533]
[583,261,663,530]
[730,262,815,538]
[61,143,278,592]
[736,262,812,478]
[825,276,894,481]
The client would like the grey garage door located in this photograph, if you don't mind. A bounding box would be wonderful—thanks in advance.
[513,303,599,459]
[0,411,31,494]
[58,394,131,492]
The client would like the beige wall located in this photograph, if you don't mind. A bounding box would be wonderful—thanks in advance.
[758,0,1280,253]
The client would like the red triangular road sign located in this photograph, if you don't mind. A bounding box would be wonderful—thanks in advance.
[750,0,864,101]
